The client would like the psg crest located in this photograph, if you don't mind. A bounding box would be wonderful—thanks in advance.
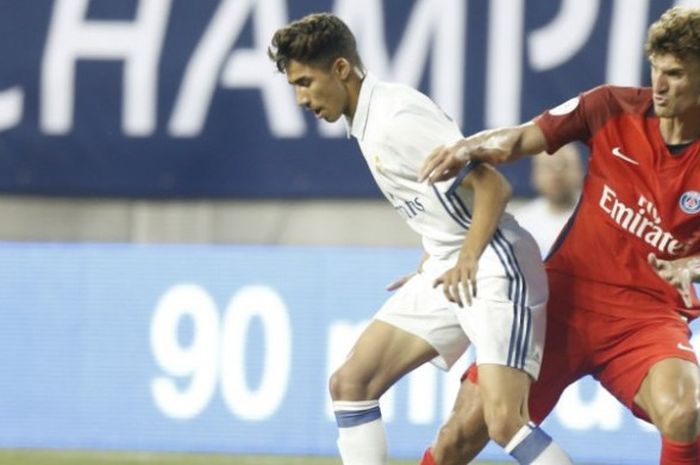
[679,191,700,215]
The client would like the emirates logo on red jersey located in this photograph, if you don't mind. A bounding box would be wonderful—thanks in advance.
[599,185,688,255]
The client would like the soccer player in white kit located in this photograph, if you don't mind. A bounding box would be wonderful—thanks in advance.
[268,13,573,465]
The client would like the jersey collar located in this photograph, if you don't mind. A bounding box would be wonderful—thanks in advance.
[346,72,378,140]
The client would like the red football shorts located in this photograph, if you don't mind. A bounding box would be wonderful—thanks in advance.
[465,276,698,423]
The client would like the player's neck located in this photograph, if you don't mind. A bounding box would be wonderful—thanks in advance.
[659,110,700,145]
[343,68,365,120]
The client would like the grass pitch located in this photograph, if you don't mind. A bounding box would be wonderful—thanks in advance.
[0,450,509,465]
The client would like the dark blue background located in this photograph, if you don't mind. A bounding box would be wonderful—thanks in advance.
[0,0,672,198]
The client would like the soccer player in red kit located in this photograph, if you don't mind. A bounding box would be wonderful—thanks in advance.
[417,6,700,465]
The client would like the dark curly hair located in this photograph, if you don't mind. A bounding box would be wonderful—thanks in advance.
[268,13,363,72]
[646,6,700,61]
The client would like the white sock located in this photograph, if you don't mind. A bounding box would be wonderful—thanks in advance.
[333,400,387,465]
[504,422,574,465]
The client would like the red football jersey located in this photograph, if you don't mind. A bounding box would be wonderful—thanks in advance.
[535,85,700,320]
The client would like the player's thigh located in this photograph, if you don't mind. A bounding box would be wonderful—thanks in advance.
[460,282,546,381]
[462,289,588,424]
[461,347,579,427]
[526,349,579,423]
[462,232,547,379]
[477,364,531,411]
[374,271,470,371]
[341,319,439,381]
[522,305,587,424]
[594,314,698,420]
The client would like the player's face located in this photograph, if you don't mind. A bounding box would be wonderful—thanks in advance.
[650,53,700,119]
[285,59,350,122]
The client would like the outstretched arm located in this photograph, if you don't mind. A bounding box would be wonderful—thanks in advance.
[419,122,548,184]
[434,163,512,307]
[648,253,700,308]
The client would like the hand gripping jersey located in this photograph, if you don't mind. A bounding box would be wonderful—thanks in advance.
[535,85,700,319]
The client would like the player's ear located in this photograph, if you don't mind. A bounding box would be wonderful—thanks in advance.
[334,58,351,80]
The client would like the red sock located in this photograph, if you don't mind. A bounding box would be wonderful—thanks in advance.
[660,437,699,465]
[420,448,437,465]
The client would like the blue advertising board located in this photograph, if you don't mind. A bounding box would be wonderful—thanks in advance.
[0,0,696,198]
[0,242,694,463]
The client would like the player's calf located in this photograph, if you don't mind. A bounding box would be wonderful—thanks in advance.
[421,378,490,465]
[432,412,490,465]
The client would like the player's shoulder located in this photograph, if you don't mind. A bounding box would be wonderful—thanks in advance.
[582,84,652,115]
[372,80,438,118]
[368,78,460,147]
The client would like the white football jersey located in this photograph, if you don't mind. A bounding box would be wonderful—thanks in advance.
[347,73,526,269]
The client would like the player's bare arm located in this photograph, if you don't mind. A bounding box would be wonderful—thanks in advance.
[648,253,700,308]
[434,164,513,307]
[419,122,548,184]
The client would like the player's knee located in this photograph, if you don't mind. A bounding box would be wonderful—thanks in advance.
[328,367,349,400]
[485,417,523,447]
[328,365,370,401]
[483,402,526,446]
[657,398,700,441]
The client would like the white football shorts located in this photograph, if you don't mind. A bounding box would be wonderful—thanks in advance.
[375,235,547,379]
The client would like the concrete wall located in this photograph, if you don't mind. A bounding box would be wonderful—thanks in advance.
[0,196,530,246]
[0,196,421,246]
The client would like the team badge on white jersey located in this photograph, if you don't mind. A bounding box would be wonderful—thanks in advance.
[373,154,384,175]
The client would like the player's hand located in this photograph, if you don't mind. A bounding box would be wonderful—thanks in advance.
[433,253,478,308]
[385,273,415,291]
[419,131,515,184]
[648,253,694,308]
[419,141,469,184]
